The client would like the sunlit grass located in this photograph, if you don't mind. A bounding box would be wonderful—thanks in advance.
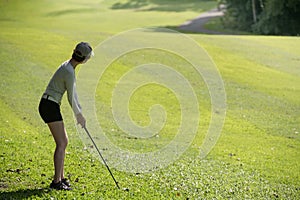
[1,0,299,199]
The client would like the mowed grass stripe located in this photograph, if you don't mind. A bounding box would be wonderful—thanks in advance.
[1,0,299,198]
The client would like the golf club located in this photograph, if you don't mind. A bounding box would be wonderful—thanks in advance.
[83,126,120,189]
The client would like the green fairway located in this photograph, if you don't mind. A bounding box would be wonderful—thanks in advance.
[1,0,300,199]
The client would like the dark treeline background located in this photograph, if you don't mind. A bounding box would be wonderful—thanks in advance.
[221,0,300,35]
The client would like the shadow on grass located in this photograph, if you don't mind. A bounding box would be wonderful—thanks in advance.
[0,187,50,200]
[111,0,215,12]
[45,7,97,17]
[142,25,231,35]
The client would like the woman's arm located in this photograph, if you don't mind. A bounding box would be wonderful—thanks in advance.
[65,74,86,127]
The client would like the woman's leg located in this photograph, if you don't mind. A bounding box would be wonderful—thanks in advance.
[60,127,67,180]
[47,121,68,183]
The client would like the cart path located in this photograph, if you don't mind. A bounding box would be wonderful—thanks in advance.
[178,8,225,34]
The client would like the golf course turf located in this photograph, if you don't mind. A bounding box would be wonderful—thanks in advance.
[0,0,299,199]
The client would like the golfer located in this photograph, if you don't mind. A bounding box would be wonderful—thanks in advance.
[38,42,93,190]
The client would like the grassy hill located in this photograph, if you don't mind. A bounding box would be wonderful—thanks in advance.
[1,0,299,199]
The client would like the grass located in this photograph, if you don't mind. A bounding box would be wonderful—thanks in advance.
[204,17,253,35]
[1,0,300,199]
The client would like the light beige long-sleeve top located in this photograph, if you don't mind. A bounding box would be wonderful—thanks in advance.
[44,60,81,115]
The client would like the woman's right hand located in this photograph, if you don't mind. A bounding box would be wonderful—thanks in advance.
[76,113,86,128]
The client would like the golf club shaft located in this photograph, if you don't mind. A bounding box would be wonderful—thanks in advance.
[83,127,120,189]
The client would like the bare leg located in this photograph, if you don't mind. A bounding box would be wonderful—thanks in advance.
[47,121,68,183]
[61,127,67,180]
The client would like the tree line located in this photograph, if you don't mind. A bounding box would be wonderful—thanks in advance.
[221,0,300,35]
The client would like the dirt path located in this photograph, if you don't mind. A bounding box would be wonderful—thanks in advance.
[178,8,224,34]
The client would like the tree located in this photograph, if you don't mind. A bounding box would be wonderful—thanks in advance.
[253,0,300,35]
[223,0,300,35]
[222,0,263,31]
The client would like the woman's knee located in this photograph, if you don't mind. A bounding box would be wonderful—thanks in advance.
[48,122,69,149]
[56,134,68,149]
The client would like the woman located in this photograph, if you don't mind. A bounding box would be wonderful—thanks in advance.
[38,42,93,190]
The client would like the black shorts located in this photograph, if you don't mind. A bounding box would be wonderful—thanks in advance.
[38,98,63,123]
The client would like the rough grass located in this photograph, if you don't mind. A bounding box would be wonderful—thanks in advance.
[1,0,300,199]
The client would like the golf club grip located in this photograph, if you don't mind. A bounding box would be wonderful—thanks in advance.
[83,127,120,189]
